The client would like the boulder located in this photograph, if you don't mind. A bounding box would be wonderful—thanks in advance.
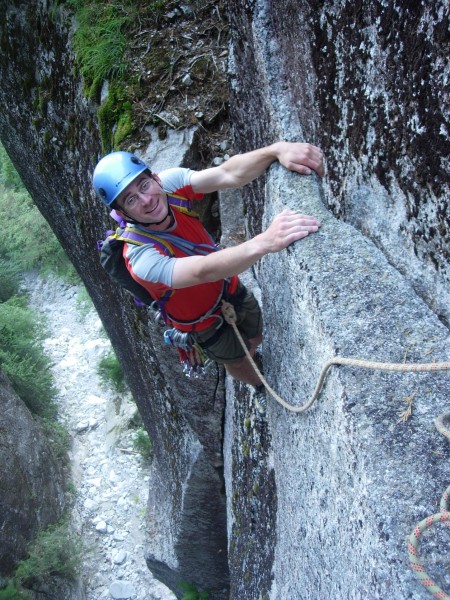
[0,370,66,575]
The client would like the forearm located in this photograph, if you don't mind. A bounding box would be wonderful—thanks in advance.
[190,142,324,193]
[171,237,266,289]
[218,144,280,188]
[171,209,321,289]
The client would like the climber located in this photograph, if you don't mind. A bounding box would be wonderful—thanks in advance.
[93,142,323,398]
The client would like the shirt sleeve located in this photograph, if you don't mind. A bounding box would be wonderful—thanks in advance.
[158,167,203,201]
[125,243,177,287]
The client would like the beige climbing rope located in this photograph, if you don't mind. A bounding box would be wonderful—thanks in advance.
[407,413,450,599]
[222,300,450,596]
[221,301,450,414]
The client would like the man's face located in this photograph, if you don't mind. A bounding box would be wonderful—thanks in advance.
[115,173,169,226]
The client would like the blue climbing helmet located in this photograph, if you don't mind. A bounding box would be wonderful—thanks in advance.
[93,151,150,206]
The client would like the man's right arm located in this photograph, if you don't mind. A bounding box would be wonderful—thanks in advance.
[171,210,320,289]
[190,142,324,194]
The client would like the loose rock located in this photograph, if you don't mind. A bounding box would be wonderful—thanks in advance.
[24,273,176,600]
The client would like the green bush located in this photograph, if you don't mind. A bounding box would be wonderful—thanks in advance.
[0,296,57,418]
[41,418,71,463]
[14,519,85,590]
[178,582,210,600]
[0,258,20,302]
[0,185,76,280]
[0,583,27,599]
[97,81,135,152]
[0,143,77,281]
[0,144,23,190]
[133,427,153,460]
[97,350,127,393]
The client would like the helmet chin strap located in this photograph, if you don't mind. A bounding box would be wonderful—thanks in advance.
[122,206,174,228]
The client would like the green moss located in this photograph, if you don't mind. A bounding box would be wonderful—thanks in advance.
[242,442,250,458]
[97,103,114,152]
[0,583,24,599]
[114,103,134,147]
[71,188,80,204]
[32,118,43,131]
[43,130,52,146]
[98,83,136,153]
[38,91,48,116]
[88,76,103,103]
[87,115,95,134]
[66,114,77,152]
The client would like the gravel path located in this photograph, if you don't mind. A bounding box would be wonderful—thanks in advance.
[24,273,176,600]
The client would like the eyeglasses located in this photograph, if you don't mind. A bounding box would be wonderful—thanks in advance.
[123,176,154,208]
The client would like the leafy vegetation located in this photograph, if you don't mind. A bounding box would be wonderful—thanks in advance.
[68,0,136,89]
[0,295,57,418]
[64,0,138,151]
[97,349,127,393]
[178,581,210,600]
[14,519,86,590]
[0,144,76,419]
[60,0,229,155]
[0,519,86,597]
[0,145,76,281]
[132,426,153,460]
[41,418,72,461]
[0,143,74,465]
[0,583,26,599]
[97,81,134,151]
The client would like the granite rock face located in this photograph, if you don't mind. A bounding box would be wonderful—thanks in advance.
[226,1,450,598]
[229,0,450,324]
[0,0,449,598]
[0,2,228,597]
[0,370,66,575]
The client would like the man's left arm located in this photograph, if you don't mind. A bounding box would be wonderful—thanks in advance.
[190,142,324,194]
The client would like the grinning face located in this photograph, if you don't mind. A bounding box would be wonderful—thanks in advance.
[115,173,171,229]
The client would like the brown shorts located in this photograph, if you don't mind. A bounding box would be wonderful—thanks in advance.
[193,282,263,364]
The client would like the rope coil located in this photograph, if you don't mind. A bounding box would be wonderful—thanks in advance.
[407,413,450,600]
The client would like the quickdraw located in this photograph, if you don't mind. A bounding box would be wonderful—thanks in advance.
[163,328,215,378]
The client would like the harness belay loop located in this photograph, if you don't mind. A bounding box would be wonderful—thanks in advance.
[163,328,215,378]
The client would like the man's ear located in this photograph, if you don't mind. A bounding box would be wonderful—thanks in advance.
[114,208,127,221]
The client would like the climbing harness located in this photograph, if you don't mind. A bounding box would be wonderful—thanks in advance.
[407,413,450,600]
